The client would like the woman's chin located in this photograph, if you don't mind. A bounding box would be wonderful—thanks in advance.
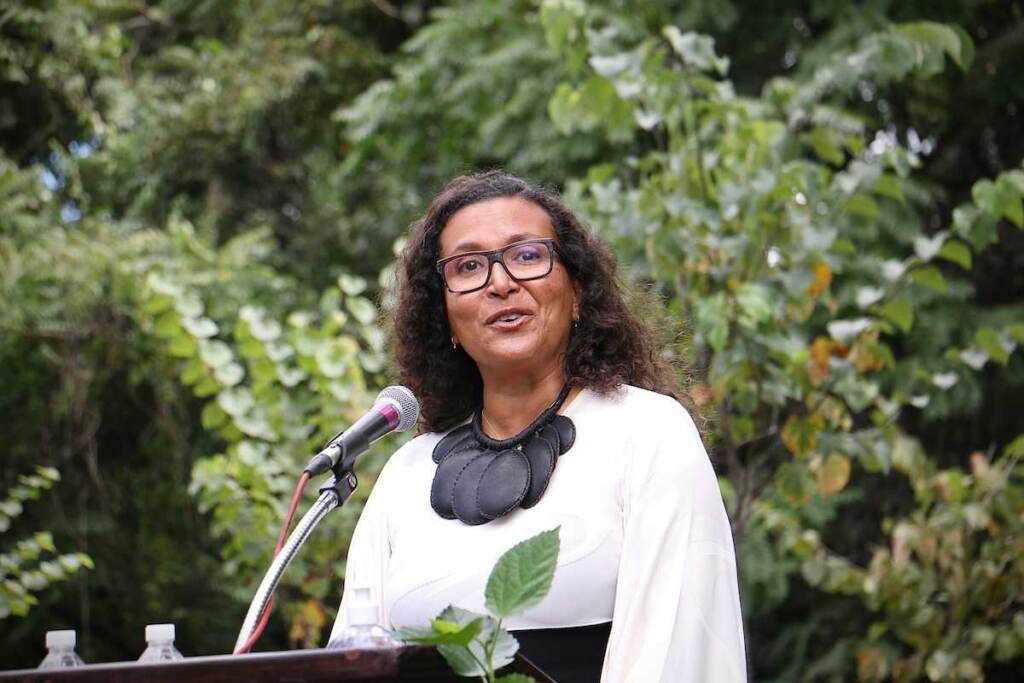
[475,341,557,372]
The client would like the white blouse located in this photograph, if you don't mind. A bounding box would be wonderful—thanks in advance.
[328,385,747,682]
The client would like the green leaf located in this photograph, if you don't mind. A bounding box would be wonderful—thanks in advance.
[910,265,946,293]
[214,362,245,387]
[972,179,1000,215]
[217,388,255,417]
[807,127,844,166]
[937,240,972,270]
[338,274,367,296]
[736,283,773,328]
[201,403,228,429]
[36,467,60,482]
[695,293,730,352]
[879,297,914,333]
[397,617,484,647]
[181,316,218,338]
[345,296,377,325]
[539,0,584,52]
[436,643,487,678]
[168,334,197,358]
[496,675,536,683]
[1008,323,1024,344]
[153,311,181,338]
[998,176,1024,227]
[950,25,976,70]
[485,527,561,618]
[418,607,518,677]
[662,27,729,75]
[199,340,234,368]
[844,193,879,218]
[974,328,1009,365]
[871,174,905,203]
[1004,434,1024,458]
[776,461,815,505]
[896,22,969,70]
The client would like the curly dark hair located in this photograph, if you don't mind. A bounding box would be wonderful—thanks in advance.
[392,170,687,433]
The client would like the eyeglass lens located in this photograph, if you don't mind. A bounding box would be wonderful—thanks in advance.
[443,241,552,292]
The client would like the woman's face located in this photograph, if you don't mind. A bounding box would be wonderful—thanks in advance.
[439,197,579,381]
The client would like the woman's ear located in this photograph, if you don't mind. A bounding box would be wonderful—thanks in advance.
[572,281,582,321]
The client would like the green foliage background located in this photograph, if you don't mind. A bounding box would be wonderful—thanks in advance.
[1,0,1022,679]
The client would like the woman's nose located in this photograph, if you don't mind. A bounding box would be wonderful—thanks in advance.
[486,261,519,295]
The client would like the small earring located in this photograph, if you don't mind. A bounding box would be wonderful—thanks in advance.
[451,336,458,349]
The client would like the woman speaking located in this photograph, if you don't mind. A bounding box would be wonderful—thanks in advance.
[329,171,746,682]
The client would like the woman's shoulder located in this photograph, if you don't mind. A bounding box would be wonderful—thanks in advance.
[584,384,693,422]
[386,430,444,467]
[385,421,470,469]
[581,384,705,467]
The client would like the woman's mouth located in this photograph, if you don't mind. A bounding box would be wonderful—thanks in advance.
[487,309,532,328]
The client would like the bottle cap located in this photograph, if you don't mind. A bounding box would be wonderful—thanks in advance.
[346,587,380,626]
[145,624,175,642]
[46,630,76,649]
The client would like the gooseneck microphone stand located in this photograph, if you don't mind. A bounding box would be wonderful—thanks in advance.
[232,466,358,653]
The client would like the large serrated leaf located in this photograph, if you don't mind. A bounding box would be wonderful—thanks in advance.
[419,606,518,677]
[485,527,561,619]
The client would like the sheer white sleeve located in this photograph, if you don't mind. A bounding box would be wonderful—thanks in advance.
[327,461,394,642]
[601,404,747,682]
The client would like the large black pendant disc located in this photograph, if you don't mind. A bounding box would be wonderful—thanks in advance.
[432,424,474,464]
[550,415,576,454]
[478,449,532,519]
[520,436,556,509]
[536,424,561,457]
[451,451,498,525]
[431,445,483,519]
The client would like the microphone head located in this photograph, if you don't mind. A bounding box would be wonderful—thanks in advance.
[376,385,419,432]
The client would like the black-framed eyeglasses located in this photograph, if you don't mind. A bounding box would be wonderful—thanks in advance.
[436,239,558,293]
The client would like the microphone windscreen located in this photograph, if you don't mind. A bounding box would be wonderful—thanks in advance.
[376,385,419,432]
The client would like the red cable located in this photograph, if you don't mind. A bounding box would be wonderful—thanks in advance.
[234,471,311,654]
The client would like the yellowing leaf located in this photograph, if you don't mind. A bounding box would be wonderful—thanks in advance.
[809,336,832,386]
[806,262,832,298]
[816,453,851,497]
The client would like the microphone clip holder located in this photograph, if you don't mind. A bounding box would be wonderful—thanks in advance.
[233,462,360,653]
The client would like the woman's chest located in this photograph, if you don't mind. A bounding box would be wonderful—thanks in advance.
[383,440,626,628]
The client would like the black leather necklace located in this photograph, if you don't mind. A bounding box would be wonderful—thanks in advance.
[430,384,576,525]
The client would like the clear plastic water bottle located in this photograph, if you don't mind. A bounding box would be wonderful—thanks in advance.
[327,586,400,650]
[138,623,184,661]
[38,630,86,669]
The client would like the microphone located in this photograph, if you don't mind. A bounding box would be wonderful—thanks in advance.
[305,386,419,476]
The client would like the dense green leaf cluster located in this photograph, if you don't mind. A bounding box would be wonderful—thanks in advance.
[1,467,93,620]
[539,4,1023,679]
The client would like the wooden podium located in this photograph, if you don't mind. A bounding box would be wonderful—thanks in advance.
[0,646,554,682]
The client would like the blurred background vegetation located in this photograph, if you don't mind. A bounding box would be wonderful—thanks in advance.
[1,0,1022,680]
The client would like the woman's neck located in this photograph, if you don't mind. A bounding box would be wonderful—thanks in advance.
[479,366,576,439]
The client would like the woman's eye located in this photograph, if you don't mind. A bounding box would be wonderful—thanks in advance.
[455,258,482,274]
[511,246,542,263]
